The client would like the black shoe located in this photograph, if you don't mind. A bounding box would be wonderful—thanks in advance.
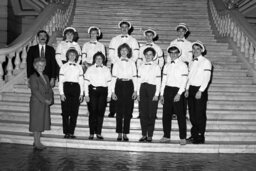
[69,134,76,139]
[193,137,205,144]
[64,134,70,139]
[97,135,104,140]
[186,136,195,143]
[117,137,122,141]
[123,136,129,142]
[88,135,94,140]
[139,136,147,142]
[147,137,152,142]
[108,113,115,118]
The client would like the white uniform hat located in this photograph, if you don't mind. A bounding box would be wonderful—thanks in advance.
[118,20,132,29]
[192,40,205,52]
[143,28,157,38]
[88,26,101,36]
[167,44,182,57]
[175,23,189,33]
[63,27,77,36]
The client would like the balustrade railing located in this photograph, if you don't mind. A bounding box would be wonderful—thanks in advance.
[0,0,75,91]
[208,0,256,83]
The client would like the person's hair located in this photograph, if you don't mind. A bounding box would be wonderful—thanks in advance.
[193,43,203,50]
[120,22,130,28]
[143,47,156,57]
[89,28,99,35]
[92,51,106,64]
[117,43,132,58]
[177,26,187,32]
[66,48,79,62]
[33,57,46,66]
[37,30,49,43]
[63,29,79,41]
[168,46,180,54]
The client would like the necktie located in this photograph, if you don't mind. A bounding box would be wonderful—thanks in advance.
[121,59,128,62]
[66,41,72,43]
[96,65,103,68]
[177,39,184,42]
[121,35,128,38]
[145,63,151,65]
[69,63,76,66]
[90,42,97,44]
[193,58,198,61]
[171,61,175,64]
[146,43,153,46]
[40,46,45,58]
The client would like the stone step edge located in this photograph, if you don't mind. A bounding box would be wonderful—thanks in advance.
[0,132,255,153]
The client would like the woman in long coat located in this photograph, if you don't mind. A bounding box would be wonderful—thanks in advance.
[29,57,53,150]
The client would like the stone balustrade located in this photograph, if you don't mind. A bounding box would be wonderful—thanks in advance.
[0,0,75,91]
[209,0,256,83]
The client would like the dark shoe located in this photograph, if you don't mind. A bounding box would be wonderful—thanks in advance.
[69,134,76,139]
[117,137,122,141]
[123,136,129,142]
[186,136,195,143]
[139,136,147,142]
[193,136,205,144]
[147,137,152,142]
[108,113,115,118]
[88,135,94,140]
[97,135,104,140]
[64,134,70,139]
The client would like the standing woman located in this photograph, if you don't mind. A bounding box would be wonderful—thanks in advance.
[29,57,53,150]
[112,43,137,141]
[81,26,106,71]
[137,47,161,142]
[84,52,111,140]
[55,27,81,68]
[59,48,84,139]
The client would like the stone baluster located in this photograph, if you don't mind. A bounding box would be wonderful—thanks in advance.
[254,49,256,69]
[13,50,21,75]
[230,21,234,38]
[20,46,27,69]
[233,24,238,42]
[226,16,231,36]
[236,28,241,47]
[6,52,15,82]
[249,43,255,64]
[0,55,5,86]
[244,37,249,59]
[240,32,245,52]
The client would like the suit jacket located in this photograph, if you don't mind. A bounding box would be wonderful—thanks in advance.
[27,44,57,80]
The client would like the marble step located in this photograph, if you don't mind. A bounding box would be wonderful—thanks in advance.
[1,133,255,153]
[0,122,255,142]
[1,112,256,130]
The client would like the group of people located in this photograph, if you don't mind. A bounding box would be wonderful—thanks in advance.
[27,20,212,150]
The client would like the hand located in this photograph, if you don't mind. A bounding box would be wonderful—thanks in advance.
[27,79,31,88]
[112,93,118,101]
[79,95,84,103]
[45,99,51,105]
[50,78,55,88]
[107,97,111,102]
[137,95,140,101]
[85,96,90,102]
[132,92,137,100]
[60,94,66,101]
[184,90,189,98]
[160,96,164,104]
[195,91,202,99]
[174,94,181,102]
[152,96,158,101]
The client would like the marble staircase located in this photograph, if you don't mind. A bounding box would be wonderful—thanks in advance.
[0,0,256,153]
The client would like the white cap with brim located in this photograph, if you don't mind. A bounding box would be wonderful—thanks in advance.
[167,44,182,57]
[143,28,157,38]
[175,23,189,33]
[118,20,132,29]
[63,27,77,36]
[192,40,205,52]
[88,26,101,36]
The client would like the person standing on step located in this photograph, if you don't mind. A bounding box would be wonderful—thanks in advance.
[137,47,161,143]
[111,43,137,142]
[159,45,188,145]
[27,30,57,88]
[29,57,53,150]
[81,26,106,72]
[108,20,139,118]
[185,41,212,144]
[84,52,112,140]
[55,27,81,68]
[138,28,164,69]
[59,48,84,139]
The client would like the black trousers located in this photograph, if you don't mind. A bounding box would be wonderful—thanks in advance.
[87,85,107,135]
[139,83,158,137]
[61,82,80,135]
[115,80,134,134]
[162,86,186,139]
[188,86,207,139]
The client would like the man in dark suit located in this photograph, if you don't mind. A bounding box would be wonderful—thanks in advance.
[27,30,57,87]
